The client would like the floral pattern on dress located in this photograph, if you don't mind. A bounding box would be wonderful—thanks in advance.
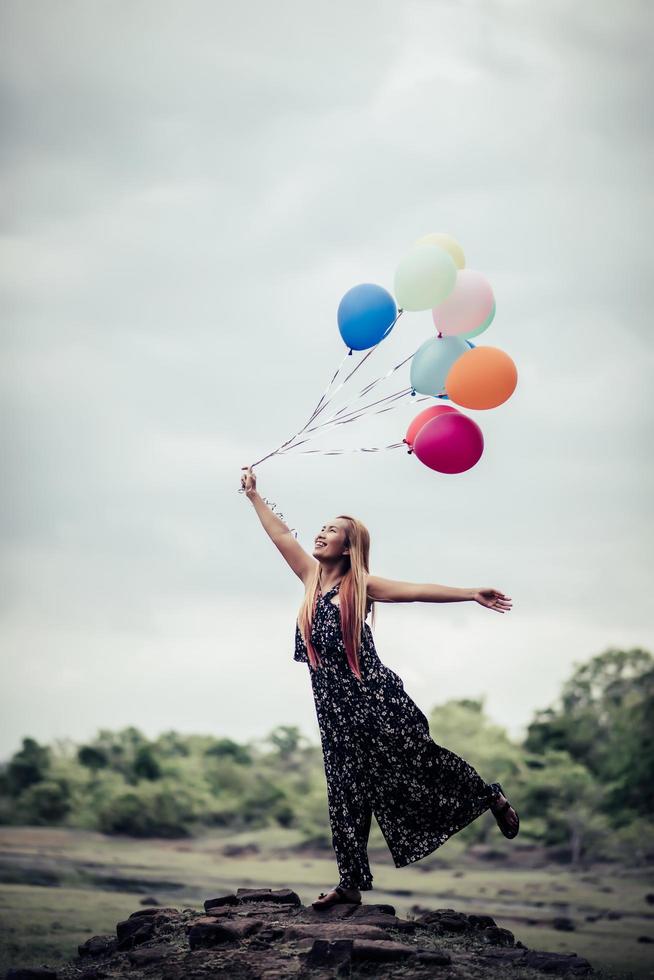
[294,583,497,891]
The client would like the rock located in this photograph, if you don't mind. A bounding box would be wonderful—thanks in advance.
[305,938,353,973]
[127,907,180,920]
[606,911,622,920]
[435,912,470,933]
[415,949,452,965]
[115,917,154,950]
[256,926,286,942]
[204,893,239,912]
[480,948,528,962]
[637,935,653,943]
[468,914,497,929]
[77,936,117,958]
[350,902,396,916]
[416,907,466,926]
[480,926,515,946]
[552,917,576,931]
[222,843,259,856]
[127,944,170,966]
[235,887,300,905]
[187,916,264,948]
[348,911,415,932]
[308,903,360,921]
[139,896,159,905]
[351,939,417,962]
[6,971,57,980]
[18,882,600,980]
[284,923,389,942]
[645,893,654,904]
[524,950,592,974]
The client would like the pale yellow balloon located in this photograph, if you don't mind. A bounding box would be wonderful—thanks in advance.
[414,233,466,270]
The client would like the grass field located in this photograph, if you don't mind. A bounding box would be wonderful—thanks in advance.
[0,826,652,978]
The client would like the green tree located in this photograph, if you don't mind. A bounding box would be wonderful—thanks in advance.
[204,737,252,765]
[428,699,523,787]
[6,738,51,796]
[525,648,653,817]
[521,752,607,865]
[132,745,162,781]
[77,745,109,773]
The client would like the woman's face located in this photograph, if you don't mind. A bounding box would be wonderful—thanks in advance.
[313,518,349,562]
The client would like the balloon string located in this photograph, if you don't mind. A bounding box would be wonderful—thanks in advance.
[310,344,417,432]
[249,351,354,468]
[249,309,403,469]
[307,309,404,427]
[284,441,407,457]
[303,347,352,427]
[308,387,413,431]
[278,391,433,455]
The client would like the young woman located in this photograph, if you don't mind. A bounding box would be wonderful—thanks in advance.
[241,465,519,910]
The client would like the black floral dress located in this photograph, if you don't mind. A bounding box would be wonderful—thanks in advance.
[294,582,499,891]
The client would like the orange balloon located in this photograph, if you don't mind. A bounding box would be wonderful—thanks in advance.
[445,346,517,409]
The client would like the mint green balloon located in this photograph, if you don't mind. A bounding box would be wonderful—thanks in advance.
[394,244,457,311]
[460,300,496,340]
[410,335,470,396]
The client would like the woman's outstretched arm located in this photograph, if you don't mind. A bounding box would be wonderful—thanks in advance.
[241,465,316,584]
[366,574,512,613]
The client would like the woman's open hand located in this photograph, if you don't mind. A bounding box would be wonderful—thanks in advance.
[240,465,257,497]
[473,588,512,613]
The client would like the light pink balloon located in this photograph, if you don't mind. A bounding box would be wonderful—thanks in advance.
[404,404,459,450]
[432,270,495,337]
[413,412,484,474]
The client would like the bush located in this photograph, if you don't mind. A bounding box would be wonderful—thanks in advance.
[97,783,195,837]
[18,780,72,824]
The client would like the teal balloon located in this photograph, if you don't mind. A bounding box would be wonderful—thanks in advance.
[460,300,495,340]
[410,335,470,396]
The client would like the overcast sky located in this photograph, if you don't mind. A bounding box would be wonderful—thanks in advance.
[1,0,652,762]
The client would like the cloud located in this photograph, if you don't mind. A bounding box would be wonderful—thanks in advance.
[1,0,652,759]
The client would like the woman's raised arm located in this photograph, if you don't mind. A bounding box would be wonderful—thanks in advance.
[366,574,512,612]
[241,466,317,584]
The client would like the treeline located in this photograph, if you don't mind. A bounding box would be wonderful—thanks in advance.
[0,647,652,866]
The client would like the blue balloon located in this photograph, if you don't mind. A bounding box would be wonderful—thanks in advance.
[337,284,398,351]
[410,334,469,396]
[466,340,476,348]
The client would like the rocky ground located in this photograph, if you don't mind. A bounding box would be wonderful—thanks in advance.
[4,885,595,980]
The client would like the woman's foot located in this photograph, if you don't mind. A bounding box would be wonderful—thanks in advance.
[311,884,361,910]
[490,788,520,839]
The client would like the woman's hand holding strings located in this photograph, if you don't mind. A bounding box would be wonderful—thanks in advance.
[473,588,512,613]
[240,465,257,498]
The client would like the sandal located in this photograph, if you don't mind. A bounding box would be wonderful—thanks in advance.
[311,884,362,911]
[489,781,520,839]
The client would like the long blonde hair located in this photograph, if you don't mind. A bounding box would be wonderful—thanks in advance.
[297,515,375,680]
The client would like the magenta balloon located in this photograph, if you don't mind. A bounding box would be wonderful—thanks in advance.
[413,412,484,474]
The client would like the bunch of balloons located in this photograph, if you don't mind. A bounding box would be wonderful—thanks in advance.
[336,232,518,475]
[249,232,517,477]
